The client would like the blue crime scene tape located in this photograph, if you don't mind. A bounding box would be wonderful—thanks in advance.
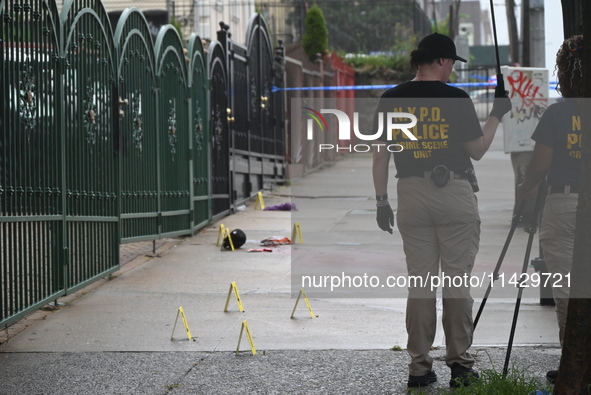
[272,82,558,93]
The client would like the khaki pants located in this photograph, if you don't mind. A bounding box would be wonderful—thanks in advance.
[396,176,480,376]
[540,193,577,345]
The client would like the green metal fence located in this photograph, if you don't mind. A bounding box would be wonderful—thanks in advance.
[2,0,68,324]
[115,8,160,242]
[61,0,120,295]
[1,0,284,329]
[187,34,210,231]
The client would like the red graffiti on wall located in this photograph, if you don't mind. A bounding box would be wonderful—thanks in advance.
[507,70,549,123]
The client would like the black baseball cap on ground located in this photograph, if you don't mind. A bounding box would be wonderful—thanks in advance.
[418,33,467,63]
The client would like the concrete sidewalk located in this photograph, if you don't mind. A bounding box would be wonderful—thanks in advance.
[0,130,561,394]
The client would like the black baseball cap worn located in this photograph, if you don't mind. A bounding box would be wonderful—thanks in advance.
[418,33,467,63]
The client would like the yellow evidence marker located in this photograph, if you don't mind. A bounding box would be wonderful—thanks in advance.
[254,191,265,210]
[291,222,303,244]
[224,281,245,312]
[171,306,194,341]
[216,224,227,247]
[291,288,316,319]
[220,227,235,251]
[236,320,257,356]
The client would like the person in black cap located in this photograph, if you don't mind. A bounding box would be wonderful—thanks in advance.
[372,32,511,387]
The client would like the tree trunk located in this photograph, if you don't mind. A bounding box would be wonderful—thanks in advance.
[505,0,520,64]
[431,0,438,32]
[554,1,591,393]
[453,0,461,40]
[447,0,461,41]
[448,4,454,40]
[561,0,583,38]
[521,0,530,66]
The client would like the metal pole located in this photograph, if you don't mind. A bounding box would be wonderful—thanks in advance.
[489,0,508,94]
[503,185,546,376]
[473,199,526,330]
[489,0,502,75]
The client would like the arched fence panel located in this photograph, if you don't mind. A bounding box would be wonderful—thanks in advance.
[244,15,283,194]
[246,14,274,156]
[155,26,191,237]
[208,40,231,219]
[1,0,63,326]
[60,0,119,294]
[224,15,285,208]
[114,8,159,242]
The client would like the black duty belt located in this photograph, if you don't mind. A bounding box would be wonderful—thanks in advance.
[403,171,468,181]
[548,185,579,194]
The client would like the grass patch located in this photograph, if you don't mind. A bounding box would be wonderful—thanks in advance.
[408,365,552,394]
[450,368,551,394]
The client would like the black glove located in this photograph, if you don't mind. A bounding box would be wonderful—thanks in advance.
[489,75,512,120]
[376,204,394,234]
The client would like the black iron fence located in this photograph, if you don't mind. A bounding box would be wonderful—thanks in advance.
[455,64,497,121]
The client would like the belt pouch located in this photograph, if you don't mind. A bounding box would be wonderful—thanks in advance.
[432,165,450,187]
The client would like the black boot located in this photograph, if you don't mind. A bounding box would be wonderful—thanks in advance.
[450,362,480,387]
[407,370,437,387]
